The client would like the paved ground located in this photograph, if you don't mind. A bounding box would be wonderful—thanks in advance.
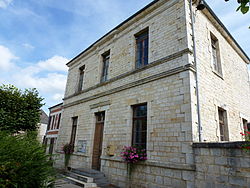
[54,178,82,188]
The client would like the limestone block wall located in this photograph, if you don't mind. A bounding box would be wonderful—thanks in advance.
[64,0,189,99]
[56,68,194,164]
[189,5,250,142]
[102,158,195,188]
[193,142,250,188]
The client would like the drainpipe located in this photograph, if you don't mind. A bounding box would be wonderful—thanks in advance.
[189,0,203,142]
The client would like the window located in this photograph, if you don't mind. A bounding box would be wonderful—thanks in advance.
[47,116,51,131]
[51,115,55,130]
[242,118,250,140]
[78,65,85,92]
[211,34,222,75]
[132,103,147,149]
[218,108,228,141]
[101,51,110,82]
[135,28,149,68]
[57,113,61,129]
[70,117,78,146]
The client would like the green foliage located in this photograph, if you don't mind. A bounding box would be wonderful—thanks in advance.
[0,131,55,188]
[225,0,249,14]
[62,143,74,169]
[0,84,44,133]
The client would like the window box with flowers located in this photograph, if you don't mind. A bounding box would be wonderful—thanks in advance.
[120,146,147,183]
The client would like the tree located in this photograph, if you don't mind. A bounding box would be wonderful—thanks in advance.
[225,0,249,14]
[0,85,44,133]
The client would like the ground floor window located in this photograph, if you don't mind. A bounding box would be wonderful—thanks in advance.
[70,117,78,146]
[132,103,147,149]
[218,108,229,141]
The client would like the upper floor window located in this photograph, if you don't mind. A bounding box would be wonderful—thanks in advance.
[78,65,85,92]
[132,103,147,149]
[211,34,222,75]
[218,108,229,141]
[101,51,110,83]
[57,113,61,129]
[135,28,149,68]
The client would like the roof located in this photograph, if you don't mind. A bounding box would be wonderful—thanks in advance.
[48,102,63,110]
[66,0,160,66]
[203,1,250,63]
[66,0,249,66]
[40,109,49,124]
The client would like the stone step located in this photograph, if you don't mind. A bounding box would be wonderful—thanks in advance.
[63,176,98,188]
[65,171,94,183]
[70,168,114,188]
[72,168,105,177]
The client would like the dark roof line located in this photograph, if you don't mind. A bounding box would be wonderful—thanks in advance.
[66,0,160,66]
[203,1,249,62]
[48,102,63,109]
[66,0,249,66]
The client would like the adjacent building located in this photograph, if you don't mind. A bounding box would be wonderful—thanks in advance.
[45,103,63,155]
[37,109,49,143]
[55,0,250,187]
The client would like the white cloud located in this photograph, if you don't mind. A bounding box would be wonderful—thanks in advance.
[0,45,68,109]
[52,93,64,101]
[22,43,35,50]
[0,45,17,71]
[37,55,68,72]
[14,72,67,93]
[0,0,12,8]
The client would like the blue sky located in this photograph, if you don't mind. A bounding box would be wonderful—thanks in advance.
[0,0,249,114]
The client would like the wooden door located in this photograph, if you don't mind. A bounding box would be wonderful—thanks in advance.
[92,112,105,170]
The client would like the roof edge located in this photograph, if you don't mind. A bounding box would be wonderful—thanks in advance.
[203,1,250,63]
[66,0,160,66]
[48,102,63,109]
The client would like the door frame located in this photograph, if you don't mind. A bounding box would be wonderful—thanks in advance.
[92,111,105,170]
[90,105,109,170]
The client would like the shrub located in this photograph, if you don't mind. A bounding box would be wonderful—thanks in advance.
[62,143,74,169]
[0,131,55,188]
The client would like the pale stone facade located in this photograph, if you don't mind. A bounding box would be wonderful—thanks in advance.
[55,0,250,187]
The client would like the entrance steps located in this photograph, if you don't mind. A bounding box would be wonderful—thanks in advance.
[60,168,118,188]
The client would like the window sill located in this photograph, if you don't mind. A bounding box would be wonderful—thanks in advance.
[212,70,224,80]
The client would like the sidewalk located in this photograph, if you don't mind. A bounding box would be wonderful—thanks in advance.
[54,178,82,188]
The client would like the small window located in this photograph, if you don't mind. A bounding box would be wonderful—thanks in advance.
[70,117,78,146]
[47,116,52,130]
[243,118,250,140]
[101,51,110,82]
[135,28,149,68]
[218,108,228,141]
[211,34,222,75]
[132,103,147,149]
[51,115,55,130]
[78,65,85,92]
[57,113,61,129]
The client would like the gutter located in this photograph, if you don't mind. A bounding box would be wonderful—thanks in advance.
[190,0,202,142]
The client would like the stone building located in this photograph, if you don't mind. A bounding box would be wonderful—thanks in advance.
[55,0,250,187]
[37,109,49,143]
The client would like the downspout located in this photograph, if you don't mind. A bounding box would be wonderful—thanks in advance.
[189,0,202,142]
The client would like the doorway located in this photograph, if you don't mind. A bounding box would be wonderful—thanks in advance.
[92,111,105,170]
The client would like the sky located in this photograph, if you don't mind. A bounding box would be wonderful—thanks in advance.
[0,0,249,115]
